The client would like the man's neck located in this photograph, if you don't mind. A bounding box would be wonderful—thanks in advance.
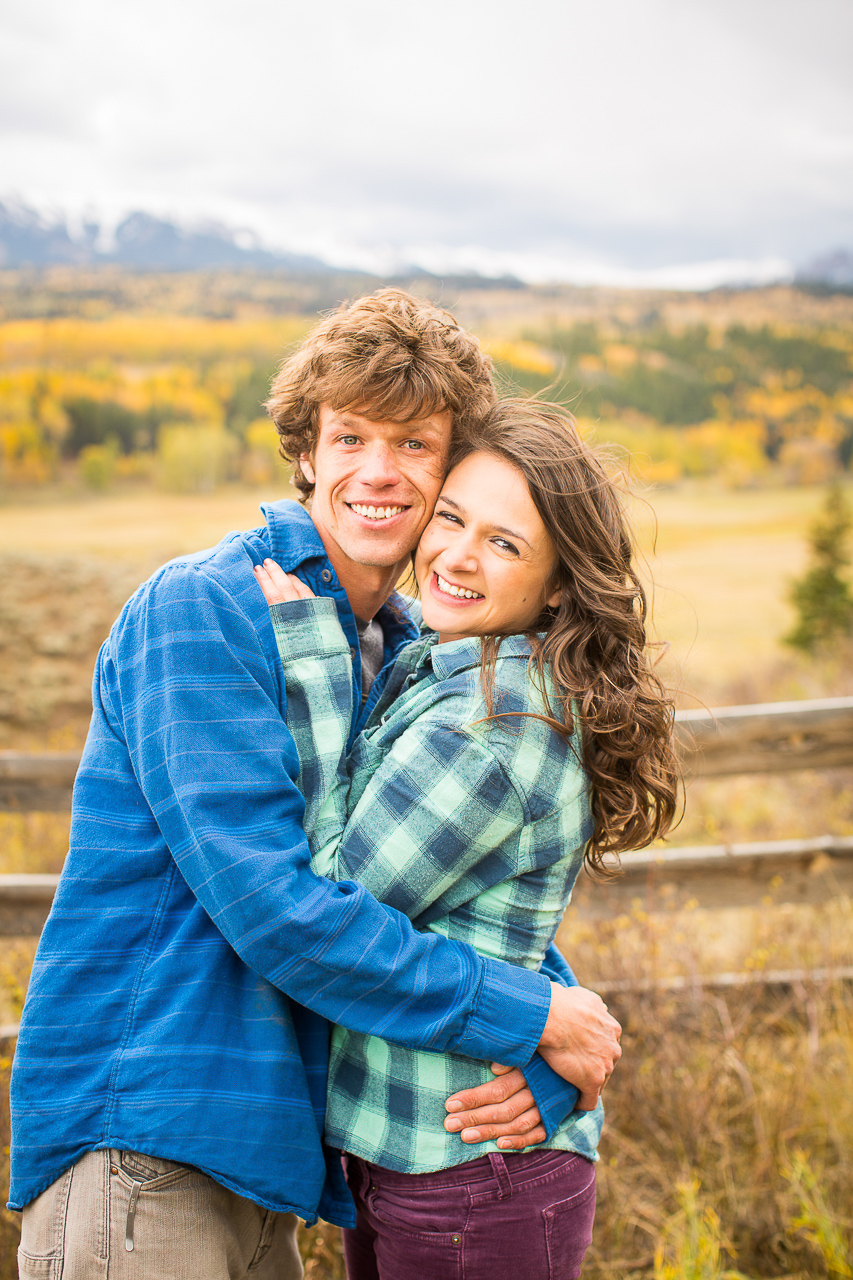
[315,529,406,622]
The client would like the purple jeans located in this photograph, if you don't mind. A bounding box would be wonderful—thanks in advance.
[342,1148,596,1280]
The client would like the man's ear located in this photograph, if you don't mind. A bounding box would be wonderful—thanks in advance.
[300,454,316,485]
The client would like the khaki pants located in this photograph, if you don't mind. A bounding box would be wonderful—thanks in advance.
[18,1149,303,1280]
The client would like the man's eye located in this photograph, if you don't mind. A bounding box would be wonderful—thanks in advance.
[402,439,426,450]
[339,435,359,445]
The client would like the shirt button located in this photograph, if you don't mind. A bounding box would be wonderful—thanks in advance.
[321,569,333,583]
[350,647,356,658]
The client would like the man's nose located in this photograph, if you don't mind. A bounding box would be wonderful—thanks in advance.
[357,442,403,489]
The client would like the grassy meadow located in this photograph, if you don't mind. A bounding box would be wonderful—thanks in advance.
[0,476,838,701]
[1,274,852,1277]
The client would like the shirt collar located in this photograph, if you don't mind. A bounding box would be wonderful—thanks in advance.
[261,499,327,572]
[424,632,535,679]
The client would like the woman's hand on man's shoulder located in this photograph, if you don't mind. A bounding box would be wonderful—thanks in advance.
[254,559,316,606]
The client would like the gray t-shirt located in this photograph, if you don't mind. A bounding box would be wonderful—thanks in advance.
[354,615,385,702]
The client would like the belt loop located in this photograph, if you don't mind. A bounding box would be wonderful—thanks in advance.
[488,1153,513,1199]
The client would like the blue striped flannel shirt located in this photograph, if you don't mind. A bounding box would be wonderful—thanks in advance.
[271,596,604,1174]
[9,500,572,1226]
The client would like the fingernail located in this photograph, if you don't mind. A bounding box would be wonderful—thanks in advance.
[444,1118,462,1132]
[497,1139,513,1150]
[445,1100,462,1112]
[460,1129,481,1143]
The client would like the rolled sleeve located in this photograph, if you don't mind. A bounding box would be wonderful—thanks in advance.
[454,956,552,1064]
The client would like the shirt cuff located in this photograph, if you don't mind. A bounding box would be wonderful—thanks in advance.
[269,598,348,661]
[524,1053,580,1139]
[451,957,551,1066]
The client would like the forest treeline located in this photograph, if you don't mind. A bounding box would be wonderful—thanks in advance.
[1,300,852,493]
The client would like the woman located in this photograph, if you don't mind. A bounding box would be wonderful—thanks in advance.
[254,399,678,1279]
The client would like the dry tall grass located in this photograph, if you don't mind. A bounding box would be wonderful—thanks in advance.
[0,895,847,1278]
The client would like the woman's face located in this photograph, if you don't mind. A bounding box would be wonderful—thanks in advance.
[415,450,562,644]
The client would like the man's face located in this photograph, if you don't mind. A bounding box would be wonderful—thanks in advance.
[302,403,453,578]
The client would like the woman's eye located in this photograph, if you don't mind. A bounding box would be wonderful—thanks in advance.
[436,509,462,525]
[493,538,519,555]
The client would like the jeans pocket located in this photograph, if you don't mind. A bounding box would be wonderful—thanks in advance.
[367,1184,467,1245]
[117,1149,192,1189]
[18,1166,74,1276]
[543,1162,596,1280]
[17,1251,63,1279]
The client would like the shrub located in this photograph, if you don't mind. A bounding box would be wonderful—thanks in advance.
[156,422,239,493]
[785,484,853,651]
[240,418,286,486]
[62,397,144,457]
[77,442,118,490]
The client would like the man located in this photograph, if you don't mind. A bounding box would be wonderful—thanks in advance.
[11,290,620,1279]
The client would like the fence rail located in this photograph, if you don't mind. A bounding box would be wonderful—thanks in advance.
[0,697,851,1037]
[569,833,853,917]
[2,834,850,934]
[674,695,853,776]
[1,696,851,928]
[0,752,79,812]
[3,696,853,813]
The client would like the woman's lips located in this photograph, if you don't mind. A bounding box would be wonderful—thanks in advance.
[430,571,484,604]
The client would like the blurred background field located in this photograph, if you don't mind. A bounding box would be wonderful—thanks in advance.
[1,272,852,1277]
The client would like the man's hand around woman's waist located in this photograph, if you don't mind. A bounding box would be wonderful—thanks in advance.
[539,984,622,1109]
[440,986,621,1149]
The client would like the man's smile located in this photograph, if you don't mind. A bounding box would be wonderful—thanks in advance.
[346,503,410,521]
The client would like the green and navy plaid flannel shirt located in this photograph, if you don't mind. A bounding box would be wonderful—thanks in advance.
[270,597,604,1174]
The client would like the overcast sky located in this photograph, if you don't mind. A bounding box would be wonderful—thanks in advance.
[1,0,851,285]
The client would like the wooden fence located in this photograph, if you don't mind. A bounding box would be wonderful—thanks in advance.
[2,696,853,934]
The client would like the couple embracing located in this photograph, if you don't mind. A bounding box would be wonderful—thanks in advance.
[11,290,677,1279]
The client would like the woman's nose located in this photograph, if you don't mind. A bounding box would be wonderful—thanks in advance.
[441,538,479,573]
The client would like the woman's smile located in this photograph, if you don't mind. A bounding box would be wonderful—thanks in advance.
[431,572,484,602]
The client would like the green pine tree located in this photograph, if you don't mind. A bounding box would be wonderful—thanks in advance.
[785,484,853,651]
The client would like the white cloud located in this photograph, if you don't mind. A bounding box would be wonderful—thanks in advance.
[0,0,850,280]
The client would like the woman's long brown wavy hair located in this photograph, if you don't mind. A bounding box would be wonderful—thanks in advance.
[452,399,679,871]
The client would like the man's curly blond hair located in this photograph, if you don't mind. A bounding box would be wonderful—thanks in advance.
[265,289,496,502]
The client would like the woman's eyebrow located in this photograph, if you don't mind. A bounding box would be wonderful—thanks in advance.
[439,494,530,547]
[492,523,530,546]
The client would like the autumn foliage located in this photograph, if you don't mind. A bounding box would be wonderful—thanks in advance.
[1,278,852,494]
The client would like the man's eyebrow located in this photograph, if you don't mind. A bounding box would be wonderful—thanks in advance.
[334,412,442,437]
[437,495,530,546]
